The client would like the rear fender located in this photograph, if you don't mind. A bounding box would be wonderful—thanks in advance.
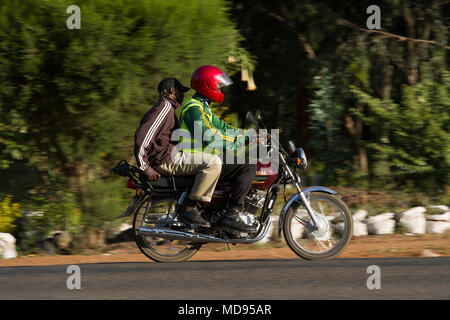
[277,186,337,237]
[115,193,148,219]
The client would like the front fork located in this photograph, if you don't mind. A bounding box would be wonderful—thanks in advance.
[280,154,321,227]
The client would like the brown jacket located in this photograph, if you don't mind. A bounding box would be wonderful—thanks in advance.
[134,96,179,177]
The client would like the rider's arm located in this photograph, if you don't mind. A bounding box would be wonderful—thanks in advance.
[183,106,247,151]
[210,111,248,150]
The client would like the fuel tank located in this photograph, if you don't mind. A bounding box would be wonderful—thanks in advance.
[251,161,278,190]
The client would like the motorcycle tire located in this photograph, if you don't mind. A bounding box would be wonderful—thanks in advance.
[283,192,353,261]
[133,196,202,263]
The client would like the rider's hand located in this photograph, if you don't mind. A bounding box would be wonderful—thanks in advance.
[250,133,265,145]
[256,134,265,145]
[145,167,161,181]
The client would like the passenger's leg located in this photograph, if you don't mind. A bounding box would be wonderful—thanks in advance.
[155,151,222,226]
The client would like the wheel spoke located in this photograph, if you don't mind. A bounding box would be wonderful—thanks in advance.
[293,214,308,226]
[135,198,196,258]
[318,202,325,215]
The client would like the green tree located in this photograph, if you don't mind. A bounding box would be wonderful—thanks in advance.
[307,67,350,183]
[352,68,450,188]
[230,0,448,191]
[0,0,248,245]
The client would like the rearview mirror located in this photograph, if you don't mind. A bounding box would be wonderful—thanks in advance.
[245,111,255,124]
[287,140,296,154]
[255,110,262,121]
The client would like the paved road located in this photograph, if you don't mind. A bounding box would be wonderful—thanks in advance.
[0,257,449,299]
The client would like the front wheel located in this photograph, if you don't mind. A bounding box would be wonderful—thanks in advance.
[283,192,353,261]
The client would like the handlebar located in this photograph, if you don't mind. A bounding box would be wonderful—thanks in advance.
[111,160,143,182]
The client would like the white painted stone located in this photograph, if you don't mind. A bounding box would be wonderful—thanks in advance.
[353,221,368,236]
[426,212,450,222]
[0,233,18,259]
[335,220,367,236]
[426,221,450,234]
[399,207,426,234]
[260,216,278,243]
[428,205,449,212]
[365,213,395,235]
[118,223,133,232]
[421,249,440,257]
[353,210,368,222]
[290,220,305,239]
[401,206,427,217]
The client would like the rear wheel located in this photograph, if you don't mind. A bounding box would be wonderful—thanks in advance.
[133,196,201,262]
[283,192,353,261]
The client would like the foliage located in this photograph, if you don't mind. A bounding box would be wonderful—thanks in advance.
[351,68,450,188]
[307,67,351,183]
[0,0,448,253]
[229,0,449,192]
[0,195,21,233]
[0,0,249,250]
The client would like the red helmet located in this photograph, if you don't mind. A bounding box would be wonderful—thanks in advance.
[191,65,233,104]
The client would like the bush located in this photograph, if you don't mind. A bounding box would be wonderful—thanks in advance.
[0,195,21,233]
[14,190,82,254]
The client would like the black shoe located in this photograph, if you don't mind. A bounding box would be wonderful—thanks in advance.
[220,208,257,233]
[178,208,211,228]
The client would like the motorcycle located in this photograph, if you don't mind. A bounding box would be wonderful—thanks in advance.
[111,111,353,262]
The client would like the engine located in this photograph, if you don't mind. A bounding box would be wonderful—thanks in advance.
[244,189,265,216]
[204,190,265,239]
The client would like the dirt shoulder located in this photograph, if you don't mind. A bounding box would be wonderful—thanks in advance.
[1,233,449,267]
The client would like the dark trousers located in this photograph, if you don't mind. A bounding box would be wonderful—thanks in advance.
[219,160,256,209]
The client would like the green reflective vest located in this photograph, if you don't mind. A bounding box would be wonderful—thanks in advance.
[176,97,246,154]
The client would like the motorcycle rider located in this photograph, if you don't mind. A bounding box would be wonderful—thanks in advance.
[134,77,222,227]
[177,65,257,233]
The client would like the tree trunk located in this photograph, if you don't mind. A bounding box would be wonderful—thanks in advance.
[345,104,368,174]
[379,65,394,176]
[277,95,285,141]
[402,0,418,85]
[297,73,309,152]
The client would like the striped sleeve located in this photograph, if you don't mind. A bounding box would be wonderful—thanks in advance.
[135,101,171,172]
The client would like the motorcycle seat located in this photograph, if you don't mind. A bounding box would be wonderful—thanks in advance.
[147,175,195,191]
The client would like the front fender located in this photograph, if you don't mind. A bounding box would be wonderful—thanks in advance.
[277,186,337,237]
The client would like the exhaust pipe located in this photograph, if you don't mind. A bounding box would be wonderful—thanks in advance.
[138,220,271,243]
[138,219,272,244]
[138,226,227,243]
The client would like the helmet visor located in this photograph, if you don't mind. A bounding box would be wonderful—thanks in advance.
[215,72,233,89]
